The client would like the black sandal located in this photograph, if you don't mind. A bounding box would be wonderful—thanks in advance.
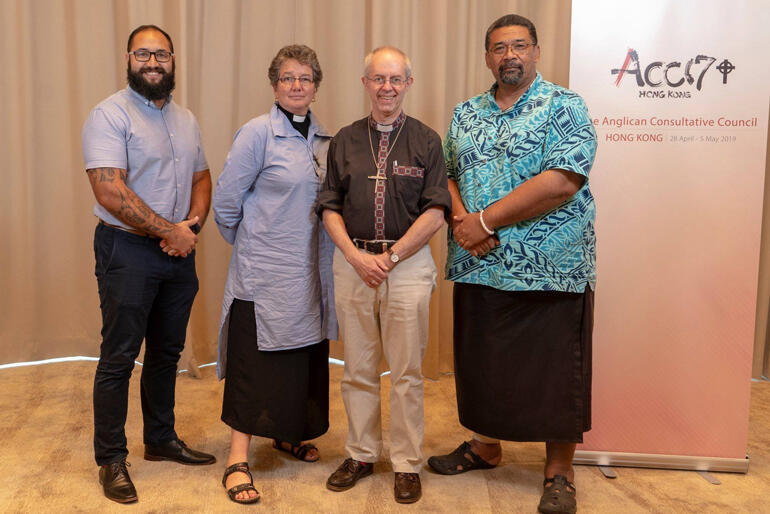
[222,462,260,504]
[538,474,576,513]
[427,441,497,475]
[272,439,319,462]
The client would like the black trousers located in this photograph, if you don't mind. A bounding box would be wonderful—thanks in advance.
[92,223,198,466]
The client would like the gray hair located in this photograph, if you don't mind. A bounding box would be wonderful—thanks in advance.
[268,44,323,88]
[363,46,412,79]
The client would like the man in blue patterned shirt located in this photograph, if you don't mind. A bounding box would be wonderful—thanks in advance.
[428,14,597,514]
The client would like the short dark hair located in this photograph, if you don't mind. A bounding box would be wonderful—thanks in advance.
[127,24,174,53]
[268,45,323,88]
[484,14,538,50]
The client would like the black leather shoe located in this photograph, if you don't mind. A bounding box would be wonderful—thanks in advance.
[99,460,137,503]
[394,472,421,504]
[326,458,374,491]
[144,438,216,465]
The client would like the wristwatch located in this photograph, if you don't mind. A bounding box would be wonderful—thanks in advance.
[387,247,400,265]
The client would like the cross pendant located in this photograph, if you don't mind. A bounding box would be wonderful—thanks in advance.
[367,168,387,180]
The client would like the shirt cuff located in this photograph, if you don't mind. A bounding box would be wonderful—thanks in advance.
[315,191,344,218]
[420,186,452,222]
[214,218,238,245]
[84,160,127,170]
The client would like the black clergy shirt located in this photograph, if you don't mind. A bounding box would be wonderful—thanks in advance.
[317,115,451,241]
[276,102,311,139]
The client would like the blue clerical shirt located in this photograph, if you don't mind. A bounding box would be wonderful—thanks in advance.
[213,105,338,377]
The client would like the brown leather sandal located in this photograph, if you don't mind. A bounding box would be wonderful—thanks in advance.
[222,462,260,504]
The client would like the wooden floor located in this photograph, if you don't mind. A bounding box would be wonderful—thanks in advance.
[1,361,768,513]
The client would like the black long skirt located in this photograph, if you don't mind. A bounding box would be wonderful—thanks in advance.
[221,299,329,444]
[453,282,593,443]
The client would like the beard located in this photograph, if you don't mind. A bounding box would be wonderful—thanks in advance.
[127,62,175,101]
[498,59,524,86]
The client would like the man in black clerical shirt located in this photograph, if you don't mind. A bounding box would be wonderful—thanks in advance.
[317,46,451,504]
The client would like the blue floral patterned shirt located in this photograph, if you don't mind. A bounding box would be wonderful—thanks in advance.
[445,73,598,292]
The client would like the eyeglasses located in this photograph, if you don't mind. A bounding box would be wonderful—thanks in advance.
[278,75,314,87]
[129,49,173,62]
[489,41,535,57]
[366,76,407,87]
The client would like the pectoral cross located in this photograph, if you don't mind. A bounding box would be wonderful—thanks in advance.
[368,160,395,181]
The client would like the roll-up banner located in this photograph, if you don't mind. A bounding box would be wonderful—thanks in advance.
[570,0,769,472]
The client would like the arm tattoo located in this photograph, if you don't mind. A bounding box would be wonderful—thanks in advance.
[99,168,115,182]
[116,189,173,236]
[87,167,174,236]
[87,167,126,185]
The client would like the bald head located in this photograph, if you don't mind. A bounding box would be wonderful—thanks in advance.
[364,46,412,79]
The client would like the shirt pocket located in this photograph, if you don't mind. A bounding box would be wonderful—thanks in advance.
[391,164,425,214]
[392,164,424,178]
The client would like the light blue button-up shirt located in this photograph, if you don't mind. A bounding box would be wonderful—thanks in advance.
[214,105,338,377]
[82,87,208,228]
[445,73,598,292]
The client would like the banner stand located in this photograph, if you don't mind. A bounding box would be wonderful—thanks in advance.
[570,0,768,473]
[574,450,749,473]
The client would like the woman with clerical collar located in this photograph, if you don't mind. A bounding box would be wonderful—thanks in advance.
[212,44,337,504]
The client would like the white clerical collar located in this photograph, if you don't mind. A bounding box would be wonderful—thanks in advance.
[369,111,406,133]
[292,114,306,122]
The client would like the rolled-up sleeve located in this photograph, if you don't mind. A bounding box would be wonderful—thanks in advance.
[82,108,128,170]
[419,132,452,221]
[316,137,345,216]
[214,122,265,244]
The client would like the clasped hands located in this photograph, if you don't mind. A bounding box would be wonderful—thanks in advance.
[453,212,499,257]
[349,250,395,289]
[160,216,199,258]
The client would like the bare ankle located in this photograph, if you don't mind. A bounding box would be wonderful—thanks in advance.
[469,439,502,463]
[544,466,574,482]
[226,454,248,467]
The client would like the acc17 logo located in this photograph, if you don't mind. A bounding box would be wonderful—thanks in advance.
[612,49,734,91]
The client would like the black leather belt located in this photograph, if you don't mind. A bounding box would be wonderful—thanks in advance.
[353,238,396,254]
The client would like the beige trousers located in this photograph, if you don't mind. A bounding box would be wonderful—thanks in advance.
[333,245,436,473]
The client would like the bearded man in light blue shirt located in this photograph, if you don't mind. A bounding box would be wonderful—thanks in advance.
[82,24,215,504]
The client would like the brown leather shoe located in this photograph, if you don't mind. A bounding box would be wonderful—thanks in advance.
[99,460,137,504]
[326,458,374,491]
[394,472,421,504]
